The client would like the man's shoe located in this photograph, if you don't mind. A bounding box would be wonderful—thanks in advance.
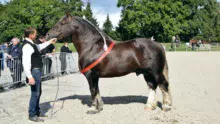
[37,113,48,117]
[28,115,44,122]
[0,86,4,92]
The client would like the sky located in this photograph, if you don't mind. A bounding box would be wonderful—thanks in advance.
[82,0,122,28]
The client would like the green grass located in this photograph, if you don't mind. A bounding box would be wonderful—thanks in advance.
[161,42,220,52]
[210,45,220,51]
[161,43,187,51]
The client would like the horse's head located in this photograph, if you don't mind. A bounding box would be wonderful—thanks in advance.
[46,13,77,40]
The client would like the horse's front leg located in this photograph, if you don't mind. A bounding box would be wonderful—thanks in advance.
[86,73,104,114]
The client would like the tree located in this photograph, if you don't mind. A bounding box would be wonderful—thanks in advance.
[60,0,84,17]
[0,0,84,43]
[84,2,99,27]
[117,0,190,42]
[0,3,5,14]
[102,14,121,40]
[117,0,219,42]
[185,0,220,42]
[213,2,220,42]
[103,14,113,35]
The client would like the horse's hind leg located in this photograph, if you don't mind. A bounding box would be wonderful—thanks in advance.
[143,74,158,110]
[159,64,172,111]
[144,69,172,111]
[86,74,104,114]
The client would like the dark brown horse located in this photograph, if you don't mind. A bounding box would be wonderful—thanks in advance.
[46,14,172,114]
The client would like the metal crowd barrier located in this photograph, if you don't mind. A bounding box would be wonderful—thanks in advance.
[0,52,79,89]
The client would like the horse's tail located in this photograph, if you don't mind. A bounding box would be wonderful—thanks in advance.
[160,58,172,108]
[160,44,168,80]
[163,60,169,82]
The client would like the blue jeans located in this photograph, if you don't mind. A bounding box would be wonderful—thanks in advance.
[28,69,42,117]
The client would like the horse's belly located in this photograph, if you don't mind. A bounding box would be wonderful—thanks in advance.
[100,71,132,77]
[98,47,142,77]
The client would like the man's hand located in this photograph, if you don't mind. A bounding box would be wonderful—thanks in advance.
[48,38,57,44]
[7,55,12,59]
[52,48,56,55]
[28,78,35,85]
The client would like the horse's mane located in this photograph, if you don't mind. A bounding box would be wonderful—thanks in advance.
[73,16,112,41]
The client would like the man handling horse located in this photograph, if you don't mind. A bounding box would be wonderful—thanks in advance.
[22,27,57,122]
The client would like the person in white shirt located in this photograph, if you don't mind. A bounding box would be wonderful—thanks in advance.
[170,35,176,51]
[22,27,56,122]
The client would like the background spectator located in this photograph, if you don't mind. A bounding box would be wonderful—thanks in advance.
[36,35,55,78]
[170,36,176,51]
[7,38,22,87]
[1,42,9,53]
[0,43,5,76]
[175,35,180,47]
[60,42,72,75]
[0,49,3,77]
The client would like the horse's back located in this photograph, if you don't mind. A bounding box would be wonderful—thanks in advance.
[113,38,165,60]
[133,38,166,66]
[100,38,166,77]
[115,38,164,52]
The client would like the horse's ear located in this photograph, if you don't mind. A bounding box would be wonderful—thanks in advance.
[66,12,72,18]
[66,12,72,22]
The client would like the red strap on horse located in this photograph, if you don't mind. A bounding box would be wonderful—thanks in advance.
[80,41,115,74]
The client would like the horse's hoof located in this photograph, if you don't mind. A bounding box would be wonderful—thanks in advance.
[86,110,99,114]
[144,104,156,111]
[97,104,103,112]
[86,106,99,114]
[162,104,171,112]
[144,107,153,111]
[98,107,103,112]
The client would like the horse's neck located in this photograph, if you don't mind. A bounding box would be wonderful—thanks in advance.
[71,19,110,56]
[71,31,101,56]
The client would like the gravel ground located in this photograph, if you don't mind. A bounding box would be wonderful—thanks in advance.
[0,52,220,124]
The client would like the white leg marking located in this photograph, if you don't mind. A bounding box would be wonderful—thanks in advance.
[145,89,157,110]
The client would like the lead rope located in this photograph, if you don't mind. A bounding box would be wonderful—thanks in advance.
[48,20,75,119]
[49,16,108,118]
[50,54,60,118]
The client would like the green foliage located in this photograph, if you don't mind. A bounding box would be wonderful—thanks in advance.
[102,14,121,41]
[0,0,219,44]
[84,2,99,27]
[0,0,84,43]
[103,14,113,35]
[117,0,190,41]
[117,0,220,42]
[187,0,220,42]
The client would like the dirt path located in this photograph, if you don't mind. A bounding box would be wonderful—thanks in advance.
[1,52,220,124]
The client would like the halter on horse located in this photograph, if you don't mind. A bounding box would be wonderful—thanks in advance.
[46,14,172,114]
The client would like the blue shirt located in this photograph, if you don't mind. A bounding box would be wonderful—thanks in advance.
[8,44,22,58]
